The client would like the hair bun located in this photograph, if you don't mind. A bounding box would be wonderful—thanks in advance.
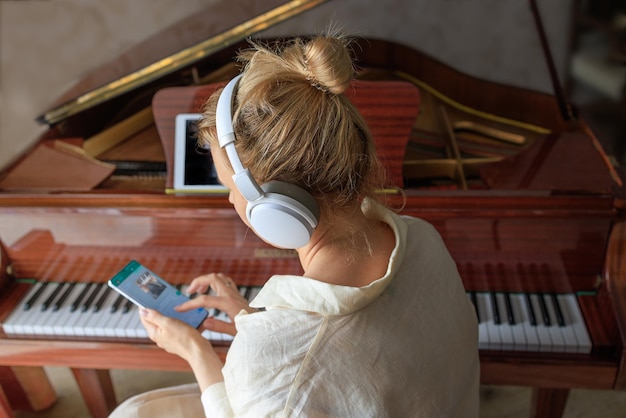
[303,36,354,95]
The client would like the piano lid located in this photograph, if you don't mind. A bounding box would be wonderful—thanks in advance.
[37,0,329,126]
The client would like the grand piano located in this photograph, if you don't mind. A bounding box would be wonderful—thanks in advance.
[1,1,625,417]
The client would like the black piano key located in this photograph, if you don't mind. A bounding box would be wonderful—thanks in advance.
[93,286,112,312]
[550,293,566,327]
[71,283,93,312]
[504,293,515,325]
[490,292,501,325]
[24,282,48,310]
[54,282,76,311]
[111,294,125,313]
[537,293,551,326]
[524,293,537,326]
[81,284,102,312]
[469,292,480,322]
[41,282,64,311]
[123,299,134,313]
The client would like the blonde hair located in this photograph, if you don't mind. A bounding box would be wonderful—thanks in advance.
[197,34,386,225]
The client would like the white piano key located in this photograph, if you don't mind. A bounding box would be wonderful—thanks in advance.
[542,294,566,352]
[547,294,578,353]
[512,293,540,351]
[21,284,59,336]
[477,292,501,350]
[115,307,139,338]
[529,294,554,352]
[70,285,106,337]
[52,284,87,337]
[57,283,89,337]
[3,282,48,335]
[558,294,592,354]
[506,293,528,350]
[101,306,132,338]
[495,293,516,350]
[85,289,118,337]
[474,293,490,350]
[38,285,73,337]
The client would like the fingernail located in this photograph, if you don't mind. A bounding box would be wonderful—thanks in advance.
[140,308,148,317]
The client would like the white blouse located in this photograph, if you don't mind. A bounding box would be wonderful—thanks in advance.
[201,202,479,418]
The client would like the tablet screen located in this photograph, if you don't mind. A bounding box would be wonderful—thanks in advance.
[172,113,227,193]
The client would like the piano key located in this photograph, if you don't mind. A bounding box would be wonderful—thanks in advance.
[71,283,94,312]
[528,293,554,352]
[52,284,88,337]
[557,294,592,354]
[490,292,501,325]
[88,288,120,337]
[495,293,515,350]
[541,293,566,352]
[537,292,551,326]
[3,283,50,335]
[507,293,532,350]
[503,293,514,325]
[511,293,540,351]
[476,292,500,350]
[58,284,91,336]
[93,286,112,312]
[524,293,537,326]
[72,288,106,337]
[81,283,103,312]
[469,292,480,322]
[20,284,60,336]
[24,282,49,310]
[111,294,125,313]
[122,299,134,313]
[472,293,490,350]
[41,282,65,311]
[82,290,114,337]
[550,293,566,327]
[54,282,76,311]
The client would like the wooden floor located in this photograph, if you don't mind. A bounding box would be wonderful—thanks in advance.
[8,366,626,418]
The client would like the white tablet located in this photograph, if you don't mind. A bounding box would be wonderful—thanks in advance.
[172,113,227,193]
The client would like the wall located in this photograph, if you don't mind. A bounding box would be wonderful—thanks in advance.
[0,0,573,171]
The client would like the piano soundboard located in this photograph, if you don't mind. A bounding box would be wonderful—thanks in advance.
[2,280,591,354]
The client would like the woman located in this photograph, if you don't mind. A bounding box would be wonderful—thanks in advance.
[110,33,479,417]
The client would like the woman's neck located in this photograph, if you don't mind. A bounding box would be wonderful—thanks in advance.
[297,207,395,287]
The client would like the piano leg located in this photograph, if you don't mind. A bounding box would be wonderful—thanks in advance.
[71,368,117,418]
[530,387,569,418]
[0,366,56,413]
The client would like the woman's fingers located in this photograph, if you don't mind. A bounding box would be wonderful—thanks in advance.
[202,317,237,336]
[186,272,237,296]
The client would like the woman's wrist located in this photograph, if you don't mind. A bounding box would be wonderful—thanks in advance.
[186,336,225,391]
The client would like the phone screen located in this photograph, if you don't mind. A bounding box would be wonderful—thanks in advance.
[108,260,208,329]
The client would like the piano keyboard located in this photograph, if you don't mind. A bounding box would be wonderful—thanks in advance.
[468,291,592,354]
[2,281,261,345]
[2,282,592,354]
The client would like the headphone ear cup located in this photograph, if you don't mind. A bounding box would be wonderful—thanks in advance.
[246,181,320,249]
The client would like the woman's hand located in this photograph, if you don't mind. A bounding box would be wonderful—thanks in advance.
[140,308,225,390]
[176,272,254,336]
[139,308,211,362]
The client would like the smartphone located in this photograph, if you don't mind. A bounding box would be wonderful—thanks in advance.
[108,260,208,329]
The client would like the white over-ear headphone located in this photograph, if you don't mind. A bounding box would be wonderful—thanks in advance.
[215,74,320,249]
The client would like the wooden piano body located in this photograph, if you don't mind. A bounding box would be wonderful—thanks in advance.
[1,1,626,417]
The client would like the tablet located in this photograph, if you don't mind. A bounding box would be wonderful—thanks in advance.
[172,113,227,193]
